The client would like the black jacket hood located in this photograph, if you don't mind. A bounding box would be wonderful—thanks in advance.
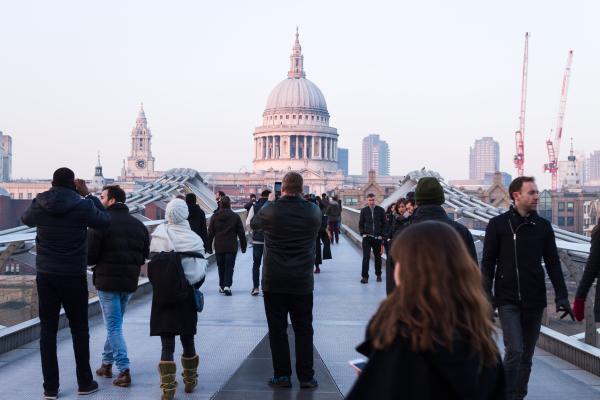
[36,186,83,215]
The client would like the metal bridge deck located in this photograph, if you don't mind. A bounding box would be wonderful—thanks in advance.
[0,236,599,399]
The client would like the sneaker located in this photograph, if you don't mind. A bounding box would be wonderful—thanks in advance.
[43,389,59,399]
[95,363,113,378]
[251,288,260,296]
[314,266,321,274]
[224,287,232,296]
[360,277,368,284]
[218,287,224,293]
[268,376,292,388]
[78,380,99,395]
[300,378,319,389]
[112,369,131,387]
[376,275,382,282]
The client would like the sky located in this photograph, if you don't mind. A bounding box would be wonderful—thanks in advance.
[0,0,599,189]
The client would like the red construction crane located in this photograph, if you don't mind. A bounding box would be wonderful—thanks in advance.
[544,50,574,191]
[514,32,529,177]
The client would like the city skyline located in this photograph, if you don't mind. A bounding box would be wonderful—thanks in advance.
[1,1,599,189]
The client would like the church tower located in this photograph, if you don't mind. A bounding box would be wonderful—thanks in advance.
[91,152,106,191]
[121,103,157,180]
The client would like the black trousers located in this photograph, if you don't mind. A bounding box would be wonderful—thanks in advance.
[498,304,544,400]
[263,292,314,382]
[160,334,196,361]
[36,273,93,392]
[361,236,382,278]
[216,252,237,288]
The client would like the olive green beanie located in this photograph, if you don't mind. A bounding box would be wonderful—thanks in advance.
[415,177,445,206]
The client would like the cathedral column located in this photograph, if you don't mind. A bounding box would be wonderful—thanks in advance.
[304,136,308,160]
[262,137,267,159]
[295,136,300,159]
[325,138,330,160]
[333,139,337,161]
[310,136,314,158]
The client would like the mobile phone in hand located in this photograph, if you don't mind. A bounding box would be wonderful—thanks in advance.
[348,358,367,373]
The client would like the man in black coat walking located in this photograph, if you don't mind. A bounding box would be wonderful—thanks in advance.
[21,168,110,398]
[482,176,573,400]
[358,193,387,284]
[88,185,150,388]
[251,172,322,389]
[185,193,208,248]
[206,196,247,296]
[411,177,478,262]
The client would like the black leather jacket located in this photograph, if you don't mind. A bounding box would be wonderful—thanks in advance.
[359,205,387,237]
[482,207,568,309]
[251,195,321,294]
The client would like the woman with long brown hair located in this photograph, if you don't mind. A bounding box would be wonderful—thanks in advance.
[347,221,505,400]
[573,217,600,322]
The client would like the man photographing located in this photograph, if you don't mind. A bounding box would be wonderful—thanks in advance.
[251,172,321,389]
[482,176,573,400]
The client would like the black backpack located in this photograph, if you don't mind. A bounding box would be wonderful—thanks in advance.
[148,251,201,305]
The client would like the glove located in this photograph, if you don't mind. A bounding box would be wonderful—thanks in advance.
[572,297,585,322]
[556,298,574,321]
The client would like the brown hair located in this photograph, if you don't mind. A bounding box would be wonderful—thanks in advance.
[368,221,499,366]
[282,172,303,195]
[220,196,231,209]
[508,176,535,201]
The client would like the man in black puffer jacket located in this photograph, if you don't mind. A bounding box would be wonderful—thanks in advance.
[411,177,478,262]
[251,172,322,389]
[87,185,149,387]
[21,168,110,398]
[482,176,572,400]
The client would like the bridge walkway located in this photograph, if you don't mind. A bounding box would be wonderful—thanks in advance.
[0,236,599,398]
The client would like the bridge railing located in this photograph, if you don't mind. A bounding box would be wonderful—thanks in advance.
[0,208,248,355]
[341,205,600,376]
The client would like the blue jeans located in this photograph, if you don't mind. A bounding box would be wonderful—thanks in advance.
[98,291,133,372]
[498,304,543,400]
[252,244,264,289]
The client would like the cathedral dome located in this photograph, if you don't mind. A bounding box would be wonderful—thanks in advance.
[265,78,328,113]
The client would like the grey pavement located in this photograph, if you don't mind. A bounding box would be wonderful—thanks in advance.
[0,235,599,399]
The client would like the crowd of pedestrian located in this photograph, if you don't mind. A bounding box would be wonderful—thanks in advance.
[21,167,596,400]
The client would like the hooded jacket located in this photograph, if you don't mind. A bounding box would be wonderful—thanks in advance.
[150,199,207,285]
[346,332,506,400]
[482,207,568,309]
[88,203,150,293]
[206,208,247,254]
[412,205,478,263]
[251,195,321,294]
[21,186,110,275]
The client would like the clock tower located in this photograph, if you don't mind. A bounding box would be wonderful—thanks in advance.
[121,103,159,180]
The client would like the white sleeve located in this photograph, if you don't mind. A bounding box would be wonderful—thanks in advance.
[245,206,254,227]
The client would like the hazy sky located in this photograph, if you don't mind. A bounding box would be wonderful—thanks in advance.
[1,1,599,189]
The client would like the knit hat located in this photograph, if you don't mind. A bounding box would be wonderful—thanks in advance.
[166,198,189,224]
[415,177,445,206]
[52,167,76,189]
